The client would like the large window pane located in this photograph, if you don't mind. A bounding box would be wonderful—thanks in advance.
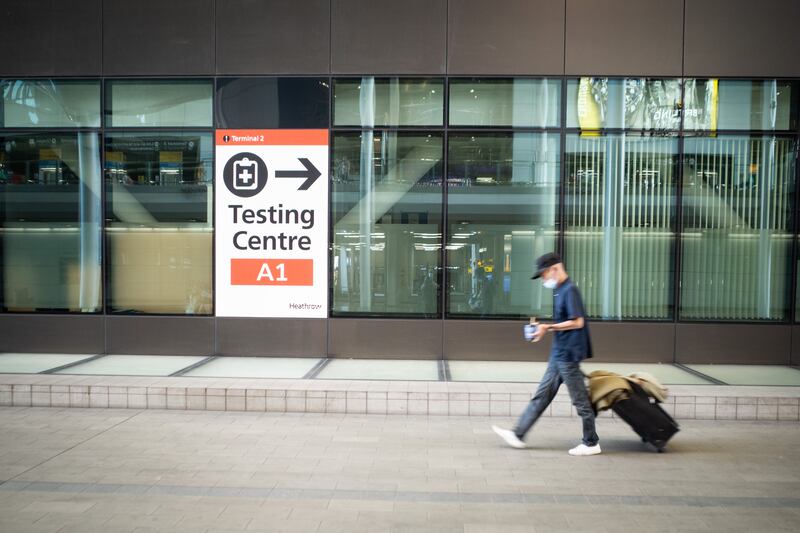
[216,77,329,129]
[684,79,798,131]
[106,80,213,127]
[681,135,795,321]
[565,134,677,319]
[449,79,560,128]
[331,132,443,316]
[105,132,213,314]
[567,78,683,130]
[447,133,559,318]
[1,79,100,128]
[0,133,102,312]
[333,78,443,127]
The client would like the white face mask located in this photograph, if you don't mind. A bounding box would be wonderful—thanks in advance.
[543,277,558,289]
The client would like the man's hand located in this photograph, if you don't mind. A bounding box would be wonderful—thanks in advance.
[532,320,549,342]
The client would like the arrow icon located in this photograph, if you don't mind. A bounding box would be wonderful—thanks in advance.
[275,158,321,190]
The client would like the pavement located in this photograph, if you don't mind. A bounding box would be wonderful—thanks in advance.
[0,407,799,532]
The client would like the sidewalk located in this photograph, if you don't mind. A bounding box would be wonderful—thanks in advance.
[0,407,798,532]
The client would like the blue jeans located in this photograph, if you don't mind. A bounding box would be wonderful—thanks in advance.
[513,359,599,446]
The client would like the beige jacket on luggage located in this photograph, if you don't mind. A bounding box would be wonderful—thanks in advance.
[588,370,668,411]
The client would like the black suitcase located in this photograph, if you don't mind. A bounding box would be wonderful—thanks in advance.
[611,381,679,452]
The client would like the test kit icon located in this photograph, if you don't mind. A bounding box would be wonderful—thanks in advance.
[233,157,258,191]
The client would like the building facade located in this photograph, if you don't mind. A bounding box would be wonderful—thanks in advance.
[2,0,800,365]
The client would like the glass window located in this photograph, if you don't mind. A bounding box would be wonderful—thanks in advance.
[216,77,329,129]
[449,78,560,128]
[446,133,559,318]
[684,79,798,131]
[680,135,795,321]
[104,132,213,314]
[333,78,443,127]
[567,78,683,130]
[331,132,443,316]
[105,80,213,128]
[564,134,678,319]
[0,133,102,312]
[1,79,100,128]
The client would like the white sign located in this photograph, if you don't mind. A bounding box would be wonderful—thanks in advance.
[215,129,329,318]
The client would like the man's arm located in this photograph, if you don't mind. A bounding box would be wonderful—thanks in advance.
[546,317,584,331]
[530,317,583,342]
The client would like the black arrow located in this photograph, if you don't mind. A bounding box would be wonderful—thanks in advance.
[275,158,320,190]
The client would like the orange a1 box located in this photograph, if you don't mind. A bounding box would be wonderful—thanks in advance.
[230,259,313,286]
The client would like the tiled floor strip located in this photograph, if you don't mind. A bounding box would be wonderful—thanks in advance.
[0,480,798,508]
[1,379,798,421]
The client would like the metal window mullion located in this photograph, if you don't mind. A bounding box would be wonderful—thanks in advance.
[789,135,800,325]
[674,79,686,326]
[558,77,567,260]
[100,78,108,325]
[441,78,449,321]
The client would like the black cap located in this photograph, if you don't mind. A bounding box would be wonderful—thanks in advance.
[531,252,562,279]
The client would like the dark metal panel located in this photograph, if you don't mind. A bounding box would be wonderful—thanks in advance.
[102,0,214,75]
[444,320,552,361]
[105,316,214,355]
[447,0,565,75]
[792,326,800,366]
[217,318,326,357]
[216,0,330,74]
[589,322,674,363]
[0,0,101,76]
[565,0,683,76]
[684,0,800,77]
[331,0,447,74]
[0,315,104,353]
[676,323,791,364]
[328,319,442,359]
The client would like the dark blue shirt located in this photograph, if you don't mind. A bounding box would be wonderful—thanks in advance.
[550,278,593,362]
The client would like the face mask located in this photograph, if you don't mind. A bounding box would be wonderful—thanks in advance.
[543,278,558,289]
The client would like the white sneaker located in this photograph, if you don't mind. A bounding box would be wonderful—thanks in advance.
[491,425,526,449]
[568,443,602,456]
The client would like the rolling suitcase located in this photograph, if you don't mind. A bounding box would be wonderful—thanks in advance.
[611,381,679,452]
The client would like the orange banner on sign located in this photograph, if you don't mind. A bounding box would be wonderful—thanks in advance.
[216,129,328,146]
[231,259,313,286]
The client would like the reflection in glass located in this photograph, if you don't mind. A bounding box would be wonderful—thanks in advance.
[566,78,685,130]
[105,132,213,314]
[106,80,213,127]
[565,135,677,319]
[0,133,102,312]
[449,78,560,127]
[331,132,443,315]
[333,78,443,127]
[681,135,794,320]
[447,133,559,317]
[684,79,798,131]
[1,79,100,128]
[216,77,329,129]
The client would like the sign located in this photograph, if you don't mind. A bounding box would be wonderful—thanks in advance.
[215,129,328,317]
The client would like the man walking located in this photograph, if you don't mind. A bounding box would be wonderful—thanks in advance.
[492,252,600,456]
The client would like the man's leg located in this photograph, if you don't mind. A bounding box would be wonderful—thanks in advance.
[512,360,562,440]
[558,361,599,448]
